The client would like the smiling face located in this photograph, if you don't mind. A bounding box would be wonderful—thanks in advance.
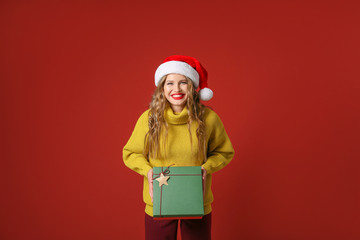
[163,73,189,113]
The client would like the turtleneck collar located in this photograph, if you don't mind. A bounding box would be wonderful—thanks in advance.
[164,106,189,125]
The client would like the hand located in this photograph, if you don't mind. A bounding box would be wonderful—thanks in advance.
[201,167,207,198]
[147,169,154,203]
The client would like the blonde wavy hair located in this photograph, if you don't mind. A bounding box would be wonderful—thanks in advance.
[144,75,207,162]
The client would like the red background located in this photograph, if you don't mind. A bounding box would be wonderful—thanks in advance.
[1,0,359,239]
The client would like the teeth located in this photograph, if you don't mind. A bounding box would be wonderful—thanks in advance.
[172,94,183,97]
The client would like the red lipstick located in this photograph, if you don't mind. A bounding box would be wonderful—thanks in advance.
[171,94,185,100]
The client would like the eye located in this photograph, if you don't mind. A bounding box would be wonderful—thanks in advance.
[166,82,173,85]
[180,81,188,85]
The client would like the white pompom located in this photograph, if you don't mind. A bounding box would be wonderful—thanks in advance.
[199,88,213,101]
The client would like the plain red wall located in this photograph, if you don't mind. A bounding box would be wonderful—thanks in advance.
[1,0,359,239]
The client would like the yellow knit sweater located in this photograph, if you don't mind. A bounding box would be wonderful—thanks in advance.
[123,106,235,216]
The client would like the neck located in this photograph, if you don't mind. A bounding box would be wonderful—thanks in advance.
[170,105,185,113]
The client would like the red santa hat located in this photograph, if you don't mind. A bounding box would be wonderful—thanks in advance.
[154,55,213,101]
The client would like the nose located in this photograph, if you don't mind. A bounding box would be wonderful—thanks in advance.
[174,83,180,92]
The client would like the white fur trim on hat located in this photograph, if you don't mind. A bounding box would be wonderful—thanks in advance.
[155,61,199,87]
[199,87,213,101]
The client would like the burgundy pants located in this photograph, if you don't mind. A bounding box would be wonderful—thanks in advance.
[145,213,212,240]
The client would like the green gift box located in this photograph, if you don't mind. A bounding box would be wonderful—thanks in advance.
[152,166,204,220]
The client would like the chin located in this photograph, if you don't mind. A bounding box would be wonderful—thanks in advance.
[175,101,186,106]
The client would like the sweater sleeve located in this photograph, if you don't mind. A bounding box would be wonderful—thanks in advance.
[202,110,235,174]
[123,110,152,177]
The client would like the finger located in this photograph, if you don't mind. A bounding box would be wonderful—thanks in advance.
[149,189,153,202]
[201,167,206,179]
[202,173,206,198]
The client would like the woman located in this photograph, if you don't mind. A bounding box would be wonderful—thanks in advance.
[123,55,235,240]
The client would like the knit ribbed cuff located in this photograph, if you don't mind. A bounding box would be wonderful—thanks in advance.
[142,165,153,178]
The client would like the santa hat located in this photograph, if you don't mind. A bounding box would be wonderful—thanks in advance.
[154,55,213,101]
